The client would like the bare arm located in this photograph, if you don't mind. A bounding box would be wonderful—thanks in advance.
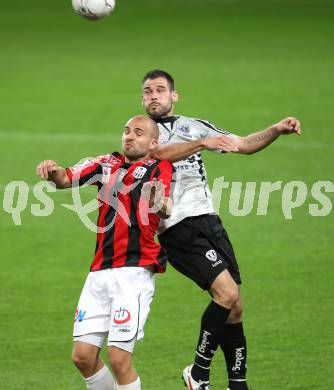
[150,135,239,162]
[36,160,71,189]
[233,117,302,155]
[150,117,301,161]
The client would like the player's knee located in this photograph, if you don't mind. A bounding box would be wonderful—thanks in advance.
[224,285,239,307]
[228,298,243,323]
[72,349,95,371]
[213,282,239,308]
[108,351,131,377]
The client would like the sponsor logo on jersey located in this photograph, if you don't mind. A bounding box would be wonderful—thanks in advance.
[102,164,112,184]
[114,307,131,325]
[205,249,217,262]
[133,166,147,179]
[74,308,86,322]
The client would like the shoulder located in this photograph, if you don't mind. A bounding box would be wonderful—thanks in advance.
[142,158,159,167]
[175,115,222,130]
[85,152,126,170]
[156,159,174,170]
[102,152,124,166]
[192,118,231,135]
[141,158,172,170]
[142,159,174,175]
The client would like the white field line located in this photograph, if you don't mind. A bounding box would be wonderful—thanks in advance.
[0,131,121,142]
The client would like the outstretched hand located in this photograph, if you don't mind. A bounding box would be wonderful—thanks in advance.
[36,160,59,179]
[274,117,301,135]
[141,179,166,210]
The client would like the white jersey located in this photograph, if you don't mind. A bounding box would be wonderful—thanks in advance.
[155,115,236,233]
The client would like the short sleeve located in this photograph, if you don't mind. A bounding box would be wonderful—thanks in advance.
[194,118,238,154]
[65,155,108,186]
[195,118,237,137]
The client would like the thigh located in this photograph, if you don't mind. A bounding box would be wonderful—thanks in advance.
[159,215,240,290]
[73,332,107,349]
[108,267,155,352]
[73,271,111,337]
[208,215,241,284]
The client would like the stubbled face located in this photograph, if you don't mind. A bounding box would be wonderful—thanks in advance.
[142,77,178,118]
[122,116,158,162]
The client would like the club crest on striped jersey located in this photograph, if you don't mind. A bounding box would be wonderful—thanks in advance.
[133,166,147,179]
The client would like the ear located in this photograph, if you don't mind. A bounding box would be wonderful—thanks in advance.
[149,139,159,150]
[172,90,179,103]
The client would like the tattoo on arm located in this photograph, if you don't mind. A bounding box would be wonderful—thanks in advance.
[245,130,277,145]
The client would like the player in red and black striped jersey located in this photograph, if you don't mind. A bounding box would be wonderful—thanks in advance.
[65,151,173,273]
[36,115,174,390]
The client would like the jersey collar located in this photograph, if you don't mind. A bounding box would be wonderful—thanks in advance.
[154,116,179,124]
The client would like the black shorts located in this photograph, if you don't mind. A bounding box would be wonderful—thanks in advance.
[158,214,241,290]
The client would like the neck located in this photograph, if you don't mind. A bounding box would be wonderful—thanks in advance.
[124,154,150,164]
[160,109,174,118]
[149,107,174,120]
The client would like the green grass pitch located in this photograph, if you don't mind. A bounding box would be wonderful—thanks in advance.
[0,0,333,389]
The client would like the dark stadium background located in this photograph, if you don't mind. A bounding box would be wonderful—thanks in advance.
[0,1,333,388]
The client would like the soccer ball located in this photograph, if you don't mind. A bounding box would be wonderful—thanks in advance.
[72,0,116,21]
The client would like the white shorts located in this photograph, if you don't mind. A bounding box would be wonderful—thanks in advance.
[73,267,155,353]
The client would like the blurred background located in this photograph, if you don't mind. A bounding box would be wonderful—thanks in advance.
[0,0,333,389]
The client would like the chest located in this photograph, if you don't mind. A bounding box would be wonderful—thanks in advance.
[158,121,201,144]
[100,163,153,199]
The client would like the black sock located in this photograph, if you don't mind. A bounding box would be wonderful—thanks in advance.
[191,301,231,382]
[220,322,248,390]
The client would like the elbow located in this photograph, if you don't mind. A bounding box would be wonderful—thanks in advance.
[236,139,256,155]
[244,150,256,155]
[235,147,254,155]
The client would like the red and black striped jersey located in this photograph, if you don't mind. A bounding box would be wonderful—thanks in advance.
[66,152,174,273]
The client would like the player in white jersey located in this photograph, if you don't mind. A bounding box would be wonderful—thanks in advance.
[141,70,301,390]
[153,115,235,233]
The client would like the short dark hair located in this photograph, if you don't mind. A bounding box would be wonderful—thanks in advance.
[142,69,175,91]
